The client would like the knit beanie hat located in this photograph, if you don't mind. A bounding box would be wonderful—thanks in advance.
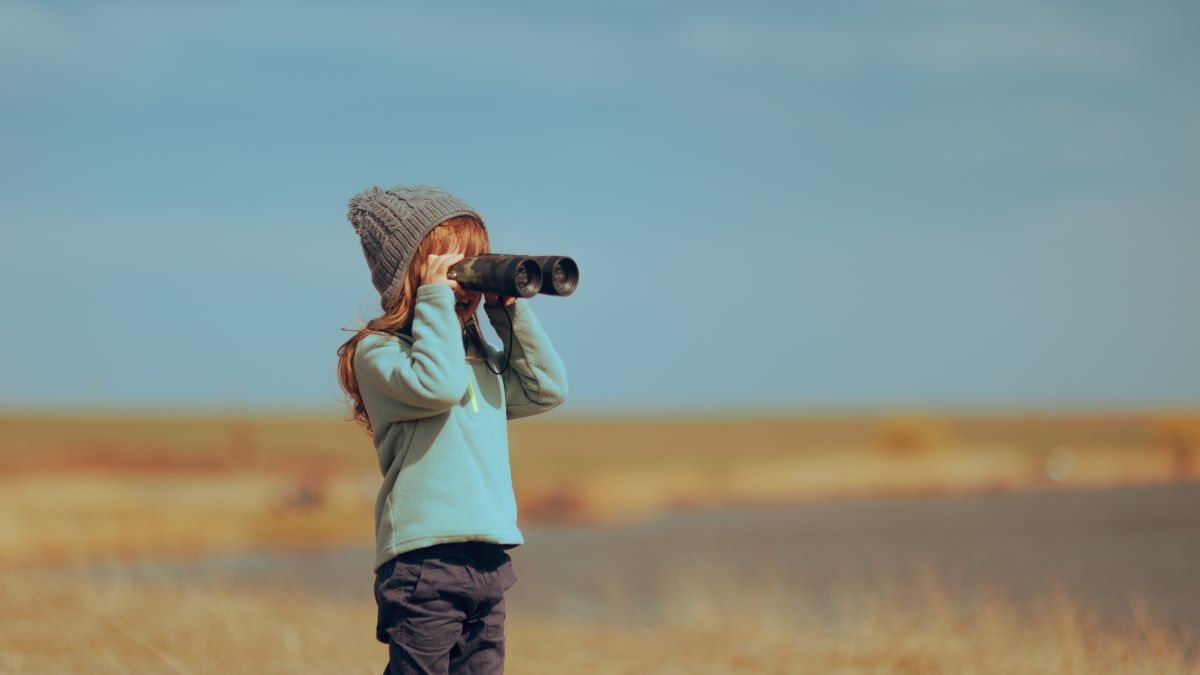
[346,185,485,311]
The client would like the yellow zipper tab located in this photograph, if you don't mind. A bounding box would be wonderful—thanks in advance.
[466,373,479,413]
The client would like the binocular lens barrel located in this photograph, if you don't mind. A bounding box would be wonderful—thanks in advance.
[448,254,579,298]
[526,255,579,296]
[449,255,543,298]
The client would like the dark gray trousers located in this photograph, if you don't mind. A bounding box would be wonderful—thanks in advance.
[375,541,518,675]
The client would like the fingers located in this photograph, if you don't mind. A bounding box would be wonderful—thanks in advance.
[441,252,465,275]
[421,252,466,289]
[426,251,464,275]
[483,293,516,307]
[423,254,439,281]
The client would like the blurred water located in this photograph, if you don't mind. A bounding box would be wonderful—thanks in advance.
[70,483,1200,635]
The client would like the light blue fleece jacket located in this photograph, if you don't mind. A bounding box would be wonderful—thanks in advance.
[354,283,568,572]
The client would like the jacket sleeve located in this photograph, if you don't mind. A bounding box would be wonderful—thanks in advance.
[484,298,568,420]
[355,284,468,421]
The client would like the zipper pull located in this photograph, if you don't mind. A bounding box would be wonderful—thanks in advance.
[466,372,480,413]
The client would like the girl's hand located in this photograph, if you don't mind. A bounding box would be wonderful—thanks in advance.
[484,292,517,308]
[420,252,466,293]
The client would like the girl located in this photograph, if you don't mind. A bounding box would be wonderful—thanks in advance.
[337,185,568,675]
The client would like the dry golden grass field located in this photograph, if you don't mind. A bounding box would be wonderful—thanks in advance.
[4,560,1196,674]
[2,411,1198,673]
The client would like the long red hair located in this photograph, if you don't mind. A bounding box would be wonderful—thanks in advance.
[337,216,490,433]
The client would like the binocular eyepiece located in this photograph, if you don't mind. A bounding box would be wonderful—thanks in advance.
[447,254,579,299]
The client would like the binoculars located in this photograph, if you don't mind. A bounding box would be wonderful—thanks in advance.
[447,254,579,298]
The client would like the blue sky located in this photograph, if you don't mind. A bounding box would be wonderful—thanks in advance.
[2,1,1197,415]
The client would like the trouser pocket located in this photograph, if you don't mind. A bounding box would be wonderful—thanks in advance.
[374,555,426,645]
[377,554,472,649]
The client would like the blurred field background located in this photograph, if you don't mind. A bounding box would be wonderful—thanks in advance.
[2,412,1198,673]
[2,412,1200,567]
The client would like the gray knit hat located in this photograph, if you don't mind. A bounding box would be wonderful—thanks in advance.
[347,184,485,311]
